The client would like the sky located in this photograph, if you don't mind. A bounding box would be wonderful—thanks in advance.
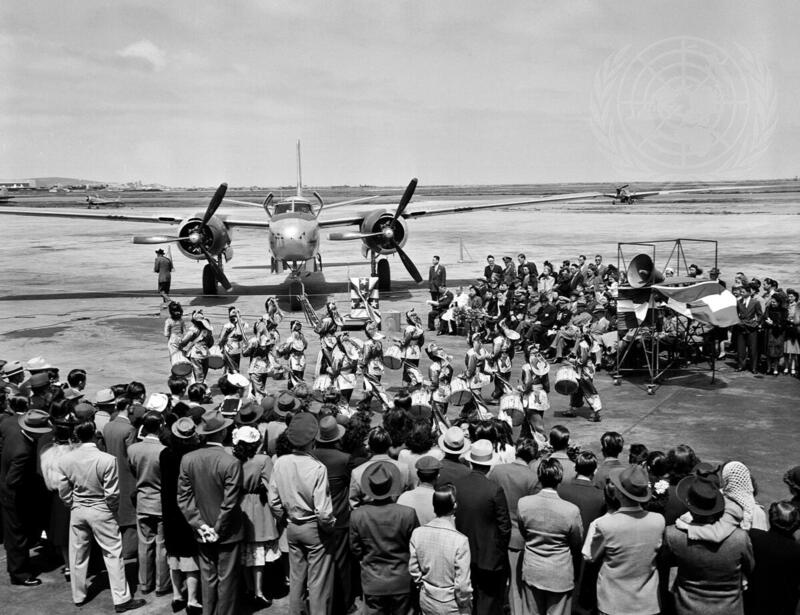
[1,1,799,187]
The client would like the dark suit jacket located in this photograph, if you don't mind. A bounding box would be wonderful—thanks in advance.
[178,444,244,544]
[453,470,511,571]
[536,303,558,328]
[314,444,352,529]
[435,290,454,311]
[484,264,503,281]
[429,265,446,292]
[592,457,623,489]
[102,416,137,526]
[745,528,800,615]
[737,296,763,330]
[350,501,418,596]
[557,477,606,535]
[0,429,38,505]
[435,457,471,488]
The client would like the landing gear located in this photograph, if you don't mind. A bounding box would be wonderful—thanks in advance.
[315,254,323,272]
[270,256,278,274]
[288,279,303,311]
[202,264,218,295]
[375,257,391,291]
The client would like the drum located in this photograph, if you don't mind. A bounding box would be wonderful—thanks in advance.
[313,374,333,393]
[207,347,226,370]
[499,394,525,426]
[170,360,193,377]
[503,327,521,341]
[554,364,579,396]
[525,388,550,412]
[382,345,403,370]
[409,389,432,419]
[432,384,451,405]
[448,378,472,405]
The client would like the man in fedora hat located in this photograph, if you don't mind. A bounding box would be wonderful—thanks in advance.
[178,409,243,615]
[453,439,511,615]
[583,465,665,615]
[349,426,412,509]
[268,413,335,615]
[350,460,419,615]
[313,415,354,613]
[103,397,139,560]
[55,420,145,612]
[435,426,472,488]
[1,409,52,586]
[154,247,173,303]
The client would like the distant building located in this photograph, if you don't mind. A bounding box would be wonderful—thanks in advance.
[0,179,34,189]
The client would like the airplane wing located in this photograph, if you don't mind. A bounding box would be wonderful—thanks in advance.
[215,216,270,229]
[223,198,264,207]
[325,195,386,209]
[0,208,183,224]
[627,184,785,200]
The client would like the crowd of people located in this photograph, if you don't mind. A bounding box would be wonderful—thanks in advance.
[1,250,799,615]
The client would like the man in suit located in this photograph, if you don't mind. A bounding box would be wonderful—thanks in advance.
[127,412,169,596]
[548,425,577,485]
[568,263,584,292]
[429,255,446,301]
[518,458,584,615]
[484,255,503,283]
[313,416,354,614]
[735,281,763,372]
[428,283,455,334]
[154,248,173,302]
[1,410,51,587]
[102,398,138,559]
[523,293,558,348]
[178,410,243,615]
[517,254,538,291]
[502,257,517,289]
[350,461,419,614]
[488,438,540,615]
[583,465,665,615]
[349,426,412,509]
[592,431,624,488]
[56,420,145,612]
[593,255,607,282]
[435,427,471,488]
[398,456,441,526]
[453,439,511,615]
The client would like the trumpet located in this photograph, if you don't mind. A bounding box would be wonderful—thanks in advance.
[234,307,250,345]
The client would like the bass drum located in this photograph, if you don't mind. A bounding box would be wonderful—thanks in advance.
[170,360,193,378]
[448,378,472,406]
[499,394,525,426]
[524,388,550,412]
[554,364,579,396]
[382,345,403,370]
[207,347,226,370]
[312,374,333,401]
[409,389,432,420]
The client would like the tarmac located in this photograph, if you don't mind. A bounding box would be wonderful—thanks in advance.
[1,192,799,614]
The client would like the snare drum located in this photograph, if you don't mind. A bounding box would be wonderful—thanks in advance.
[170,359,193,378]
[313,374,333,394]
[382,345,403,370]
[207,347,226,370]
[524,388,550,412]
[410,389,432,419]
[448,378,472,405]
[500,394,525,426]
[554,364,579,396]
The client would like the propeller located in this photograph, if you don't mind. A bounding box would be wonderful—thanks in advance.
[394,242,422,283]
[329,230,384,241]
[200,245,232,290]
[132,235,184,244]
[392,178,417,225]
[202,183,228,226]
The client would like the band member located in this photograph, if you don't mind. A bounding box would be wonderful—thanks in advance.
[315,301,343,377]
[178,310,214,384]
[400,309,425,386]
[331,334,360,404]
[253,297,284,337]
[520,347,550,436]
[563,328,602,422]
[284,320,308,387]
[488,321,514,403]
[460,332,491,420]
[426,343,453,426]
[243,331,278,396]
[217,306,247,373]
[360,322,387,407]
[163,301,186,365]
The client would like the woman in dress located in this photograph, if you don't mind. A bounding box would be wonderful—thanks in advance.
[783,288,799,375]
[217,306,247,373]
[163,301,186,366]
[178,310,214,384]
[331,333,360,404]
[232,426,279,608]
[400,309,425,387]
[315,301,343,376]
[360,322,388,408]
[761,294,786,375]
[537,262,556,299]
[243,331,278,396]
[520,348,550,437]
[283,320,308,386]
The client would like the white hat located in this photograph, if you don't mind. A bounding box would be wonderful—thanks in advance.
[464,439,498,466]
[144,393,169,413]
[227,373,250,388]
[232,425,261,445]
[26,356,52,372]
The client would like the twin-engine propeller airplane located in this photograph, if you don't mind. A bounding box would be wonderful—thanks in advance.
[602,183,780,205]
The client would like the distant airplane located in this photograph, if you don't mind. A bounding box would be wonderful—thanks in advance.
[0,187,11,203]
[602,183,780,205]
[85,193,123,208]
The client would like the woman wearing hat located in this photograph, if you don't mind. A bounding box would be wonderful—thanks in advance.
[520,348,551,436]
[331,334,360,403]
[253,297,284,338]
[427,343,454,425]
[243,329,280,396]
[663,473,754,615]
[360,322,388,408]
[314,301,343,377]
[163,301,186,366]
[178,310,215,384]
[231,426,279,608]
[217,306,248,373]
[159,418,202,614]
[564,328,603,422]
[399,309,425,387]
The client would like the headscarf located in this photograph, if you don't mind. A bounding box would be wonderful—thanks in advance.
[721,461,756,530]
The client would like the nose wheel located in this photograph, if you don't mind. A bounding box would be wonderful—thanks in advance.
[371,252,392,291]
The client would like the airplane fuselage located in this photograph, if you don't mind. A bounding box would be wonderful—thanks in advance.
[268,211,320,263]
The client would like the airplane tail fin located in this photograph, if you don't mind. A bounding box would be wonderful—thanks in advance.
[296,139,303,197]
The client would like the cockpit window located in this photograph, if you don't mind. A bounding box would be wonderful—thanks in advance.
[293,201,313,214]
[274,202,291,215]
[273,200,313,215]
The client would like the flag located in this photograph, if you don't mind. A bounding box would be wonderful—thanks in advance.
[349,277,380,322]
[617,286,653,327]
[653,282,739,327]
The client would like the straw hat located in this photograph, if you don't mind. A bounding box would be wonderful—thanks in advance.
[464,439,497,466]
[438,426,470,456]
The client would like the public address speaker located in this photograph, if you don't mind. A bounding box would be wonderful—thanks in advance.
[626,253,665,288]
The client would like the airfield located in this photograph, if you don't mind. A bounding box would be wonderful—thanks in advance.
[1,184,799,614]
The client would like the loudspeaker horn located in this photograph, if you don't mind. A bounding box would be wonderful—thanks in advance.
[626,253,665,288]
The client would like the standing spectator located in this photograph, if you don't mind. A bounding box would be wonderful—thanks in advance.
[102,398,138,560]
[429,255,447,301]
[583,465,665,615]
[409,484,473,615]
[55,421,145,612]
[154,248,174,303]
[398,455,441,526]
[178,409,244,615]
[350,460,419,614]
[745,501,800,615]
[548,425,577,485]
[435,426,471,487]
[517,254,538,291]
[269,413,335,615]
[349,426,412,509]
[502,257,517,288]
[487,437,540,615]
[231,425,278,609]
[762,294,786,375]
[127,412,169,596]
[312,415,355,614]
[484,255,503,282]
[593,431,625,488]
[1,409,52,587]
[663,473,754,615]
[517,458,584,615]
[160,418,202,614]
[735,282,762,373]
[453,439,511,615]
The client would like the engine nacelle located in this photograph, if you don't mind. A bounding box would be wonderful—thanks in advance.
[359,209,409,255]
[175,213,232,261]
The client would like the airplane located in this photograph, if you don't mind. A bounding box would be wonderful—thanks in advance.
[602,183,782,205]
[85,193,123,208]
[0,187,11,203]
